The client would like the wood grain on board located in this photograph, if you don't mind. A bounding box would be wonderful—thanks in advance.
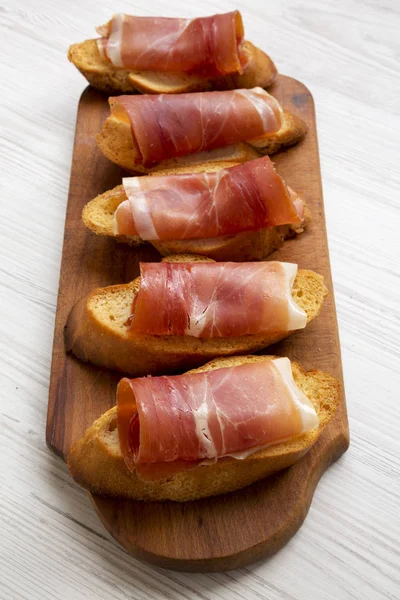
[46,75,349,572]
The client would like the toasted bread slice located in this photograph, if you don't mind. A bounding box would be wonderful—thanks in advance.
[68,39,277,95]
[96,108,307,174]
[65,254,328,376]
[68,355,340,502]
[82,177,309,261]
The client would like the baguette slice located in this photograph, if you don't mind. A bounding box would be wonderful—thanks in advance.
[82,169,309,261]
[68,39,277,95]
[68,355,340,502]
[96,108,307,174]
[65,254,328,376]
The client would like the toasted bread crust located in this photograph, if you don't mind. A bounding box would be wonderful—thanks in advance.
[68,39,277,95]
[68,355,341,502]
[96,108,307,174]
[250,111,308,155]
[82,180,309,261]
[65,255,328,376]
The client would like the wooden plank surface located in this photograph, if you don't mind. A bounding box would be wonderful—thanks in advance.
[46,75,349,570]
[2,0,400,597]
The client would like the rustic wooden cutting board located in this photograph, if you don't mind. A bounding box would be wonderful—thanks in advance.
[47,75,349,572]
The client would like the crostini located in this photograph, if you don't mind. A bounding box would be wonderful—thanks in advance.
[65,255,328,376]
[68,355,340,502]
[68,11,277,94]
[96,88,307,174]
[83,156,309,261]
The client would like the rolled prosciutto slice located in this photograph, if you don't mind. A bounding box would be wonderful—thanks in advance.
[117,358,319,479]
[96,11,245,75]
[114,157,302,240]
[129,261,307,337]
[109,87,282,166]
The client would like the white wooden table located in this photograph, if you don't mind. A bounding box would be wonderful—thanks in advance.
[1,1,399,598]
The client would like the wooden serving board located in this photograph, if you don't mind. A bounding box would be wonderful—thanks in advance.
[47,76,349,572]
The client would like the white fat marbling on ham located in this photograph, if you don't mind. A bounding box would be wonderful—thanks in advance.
[192,401,218,459]
[184,263,306,336]
[200,358,319,462]
[110,88,283,166]
[114,156,302,240]
[106,13,124,67]
[129,261,307,338]
[274,357,319,432]
[239,88,283,131]
[96,12,245,75]
[120,177,157,239]
[117,359,319,478]
[284,263,308,331]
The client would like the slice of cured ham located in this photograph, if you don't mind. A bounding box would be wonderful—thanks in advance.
[109,87,282,166]
[96,11,245,75]
[114,156,302,240]
[117,358,319,479]
[128,261,307,338]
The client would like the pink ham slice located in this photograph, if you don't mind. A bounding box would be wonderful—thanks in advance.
[128,261,307,338]
[117,358,319,480]
[96,11,245,75]
[109,87,282,166]
[114,156,302,240]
